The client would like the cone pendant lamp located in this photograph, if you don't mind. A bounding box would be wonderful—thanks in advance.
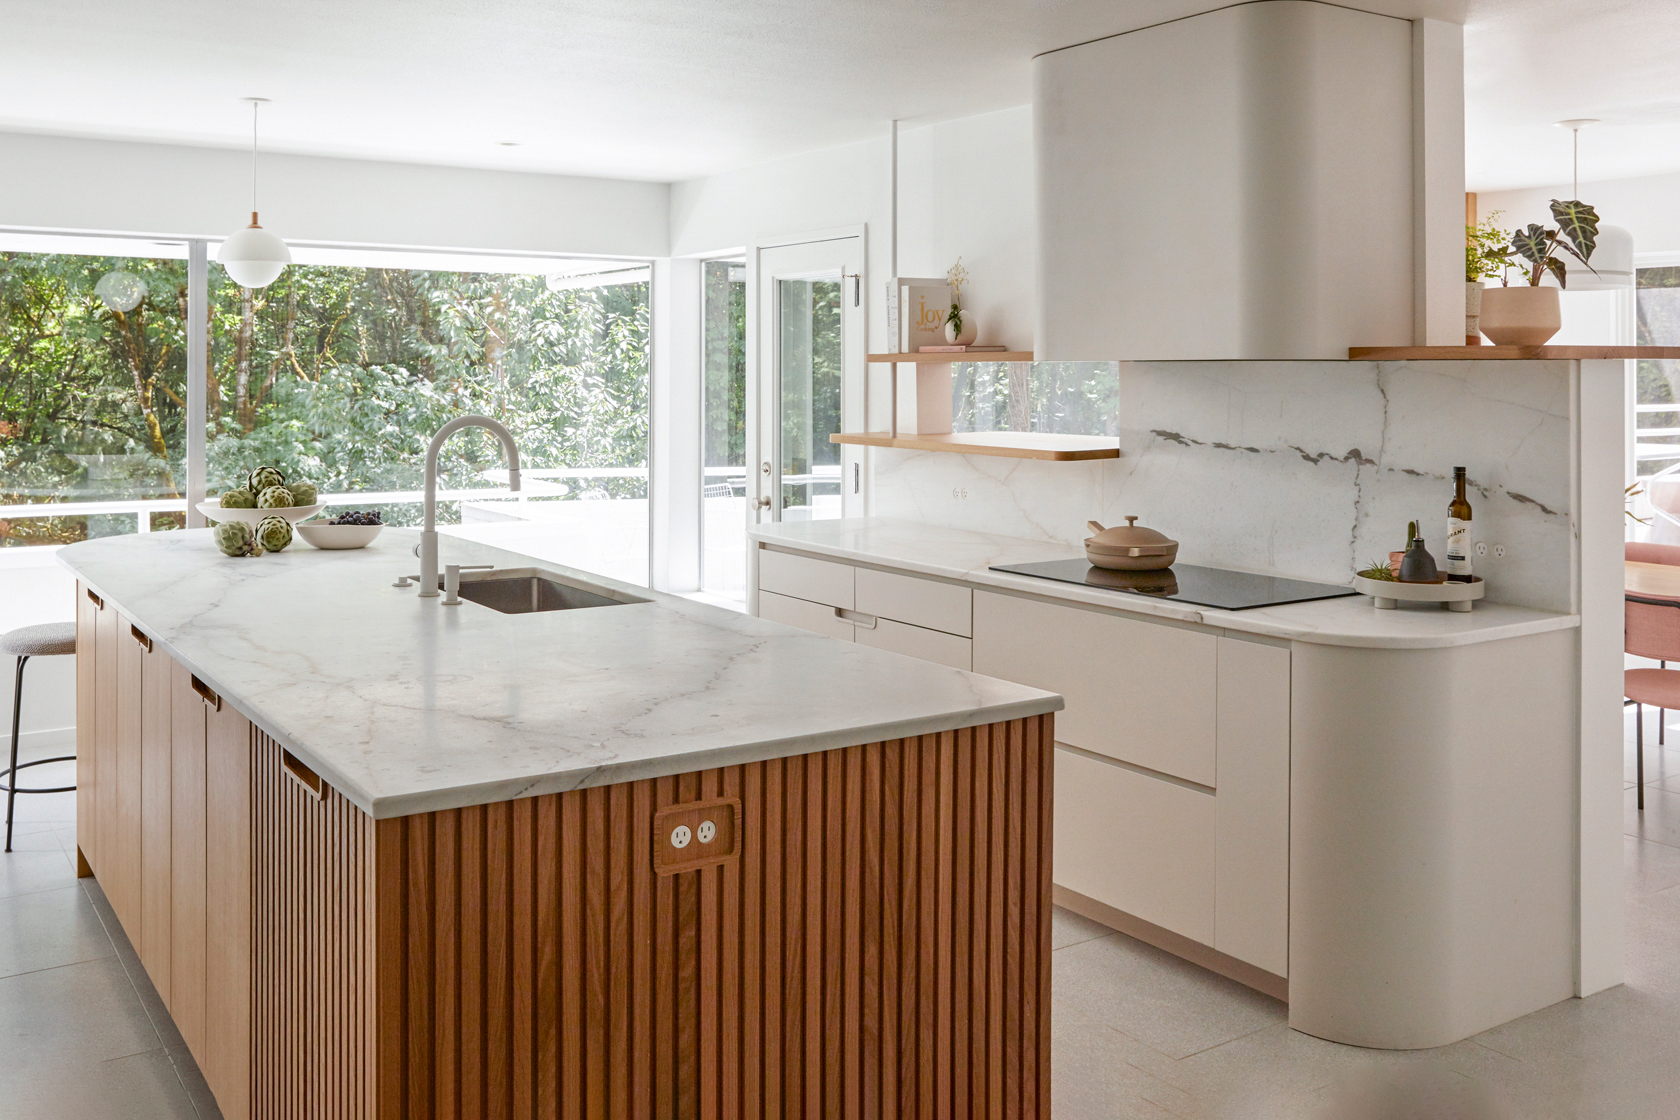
[218,97,291,289]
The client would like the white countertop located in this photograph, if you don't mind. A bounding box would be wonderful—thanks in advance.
[748,518,1580,650]
[57,529,1058,819]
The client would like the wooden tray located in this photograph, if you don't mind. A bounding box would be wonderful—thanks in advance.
[1352,574,1485,613]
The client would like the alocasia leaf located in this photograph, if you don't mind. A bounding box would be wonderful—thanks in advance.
[1545,257,1568,289]
[1550,199,1600,262]
[1512,225,1553,265]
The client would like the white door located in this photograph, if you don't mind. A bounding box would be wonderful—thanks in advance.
[749,236,866,528]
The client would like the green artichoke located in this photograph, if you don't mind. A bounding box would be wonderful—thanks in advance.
[248,466,285,493]
[255,515,293,553]
[257,485,294,508]
[218,487,257,509]
[288,480,318,506]
[214,520,263,557]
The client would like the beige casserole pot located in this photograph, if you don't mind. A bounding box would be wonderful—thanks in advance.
[1083,517,1179,570]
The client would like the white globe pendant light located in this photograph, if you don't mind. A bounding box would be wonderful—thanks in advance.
[217,97,291,289]
[1553,118,1634,291]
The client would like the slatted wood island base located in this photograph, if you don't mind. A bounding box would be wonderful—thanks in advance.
[75,582,1054,1119]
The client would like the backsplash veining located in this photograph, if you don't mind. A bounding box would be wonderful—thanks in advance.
[870,360,1574,612]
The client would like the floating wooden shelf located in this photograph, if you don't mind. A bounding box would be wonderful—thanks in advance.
[830,431,1120,461]
[1349,345,1680,360]
[867,351,1035,363]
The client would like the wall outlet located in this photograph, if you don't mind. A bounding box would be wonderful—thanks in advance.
[951,486,969,501]
[653,796,742,875]
[696,819,717,844]
[1475,542,1488,557]
[1493,544,1506,559]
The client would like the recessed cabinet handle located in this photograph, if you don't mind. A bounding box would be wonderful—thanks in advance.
[191,675,221,711]
[86,588,103,610]
[281,750,325,800]
[129,625,152,652]
[837,608,878,629]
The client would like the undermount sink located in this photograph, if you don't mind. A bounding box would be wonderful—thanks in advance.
[448,568,644,614]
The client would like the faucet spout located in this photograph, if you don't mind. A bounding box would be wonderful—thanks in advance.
[418,415,523,598]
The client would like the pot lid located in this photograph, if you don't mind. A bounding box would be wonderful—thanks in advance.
[1086,517,1177,551]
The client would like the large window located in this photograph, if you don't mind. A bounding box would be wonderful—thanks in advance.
[0,240,652,585]
[701,259,746,599]
[1637,266,1680,479]
[205,262,651,582]
[0,249,189,546]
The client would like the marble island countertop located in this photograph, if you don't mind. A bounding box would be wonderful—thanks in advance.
[57,529,1060,819]
[749,518,1580,650]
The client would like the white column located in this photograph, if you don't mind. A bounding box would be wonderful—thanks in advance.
[1576,359,1627,995]
[649,258,703,592]
[1412,19,1468,346]
[186,240,208,526]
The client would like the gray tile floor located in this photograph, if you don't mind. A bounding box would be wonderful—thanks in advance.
[7,708,1680,1120]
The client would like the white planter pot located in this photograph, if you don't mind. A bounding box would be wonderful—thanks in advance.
[1465,281,1484,342]
[944,314,977,346]
[1477,285,1561,346]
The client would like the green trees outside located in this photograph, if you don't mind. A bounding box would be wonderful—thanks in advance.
[702,261,747,476]
[0,252,649,545]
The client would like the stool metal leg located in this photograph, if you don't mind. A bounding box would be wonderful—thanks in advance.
[6,655,25,853]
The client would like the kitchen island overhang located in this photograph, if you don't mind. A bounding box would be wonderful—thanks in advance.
[63,528,1061,1120]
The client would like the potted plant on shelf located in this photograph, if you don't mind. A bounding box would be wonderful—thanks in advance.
[1478,199,1600,346]
[1466,211,1511,344]
[944,258,977,346]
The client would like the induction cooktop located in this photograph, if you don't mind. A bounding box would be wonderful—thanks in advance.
[988,559,1359,611]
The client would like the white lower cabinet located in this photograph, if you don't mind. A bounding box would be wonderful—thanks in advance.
[972,590,1216,787]
[1214,636,1291,977]
[758,589,853,641]
[1054,747,1216,944]
[855,618,972,670]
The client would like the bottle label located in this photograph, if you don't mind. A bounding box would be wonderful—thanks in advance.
[1446,518,1472,576]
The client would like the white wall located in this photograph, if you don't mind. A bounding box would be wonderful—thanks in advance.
[669,106,1037,354]
[0,551,78,759]
[0,131,670,258]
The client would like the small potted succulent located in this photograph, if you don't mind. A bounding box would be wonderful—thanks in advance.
[943,258,976,346]
[1465,211,1511,343]
[1478,200,1600,346]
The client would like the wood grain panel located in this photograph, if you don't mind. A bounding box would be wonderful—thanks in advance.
[168,659,208,1061]
[204,698,252,1120]
[367,715,1054,1119]
[74,584,98,874]
[93,600,118,884]
[138,629,173,1002]
[112,612,144,933]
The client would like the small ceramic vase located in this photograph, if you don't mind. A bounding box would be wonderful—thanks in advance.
[1398,537,1440,583]
[944,312,977,347]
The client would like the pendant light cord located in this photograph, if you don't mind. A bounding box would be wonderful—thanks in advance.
[1573,126,1579,199]
[250,100,260,222]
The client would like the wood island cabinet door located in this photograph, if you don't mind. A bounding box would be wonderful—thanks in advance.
[94,597,119,879]
[169,659,208,1061]
[74,585,99,875]
[112,613,144,931]
[203,697,252,1120]
[137,626,173,1002]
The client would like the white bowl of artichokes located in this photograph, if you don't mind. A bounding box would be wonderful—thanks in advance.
[201,467,323,556]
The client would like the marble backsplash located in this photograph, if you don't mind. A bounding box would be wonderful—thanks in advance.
[870,360,1575,613]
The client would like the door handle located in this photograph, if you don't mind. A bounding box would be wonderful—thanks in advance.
[129,625,152,653]
[753,496,773,511]
[191,675,221,711]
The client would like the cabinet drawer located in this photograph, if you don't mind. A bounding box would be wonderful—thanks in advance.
[856,568,972,637]
[1054,748,1215,945]
[758,590,854,641]
[855,618,972,670]
[973,590,1217,786]
[758,549,854,610]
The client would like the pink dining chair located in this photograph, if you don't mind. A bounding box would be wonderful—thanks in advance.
[1628,543,1680,772]
[1627,563,1680,810]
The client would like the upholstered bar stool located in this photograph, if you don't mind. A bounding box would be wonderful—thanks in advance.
[2,622,77,852]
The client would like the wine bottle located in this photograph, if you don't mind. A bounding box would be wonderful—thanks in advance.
[1445,466,1473,582]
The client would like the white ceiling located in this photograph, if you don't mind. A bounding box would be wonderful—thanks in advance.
[0,0,1671,191]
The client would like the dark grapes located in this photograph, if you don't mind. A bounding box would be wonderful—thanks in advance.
[327,510,383,526]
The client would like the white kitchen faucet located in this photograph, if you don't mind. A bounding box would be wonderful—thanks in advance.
[416,415,521,598]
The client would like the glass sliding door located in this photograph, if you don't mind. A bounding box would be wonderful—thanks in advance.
[0,248,190,547]
[205,262,652,584]
[701,259,747,599]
